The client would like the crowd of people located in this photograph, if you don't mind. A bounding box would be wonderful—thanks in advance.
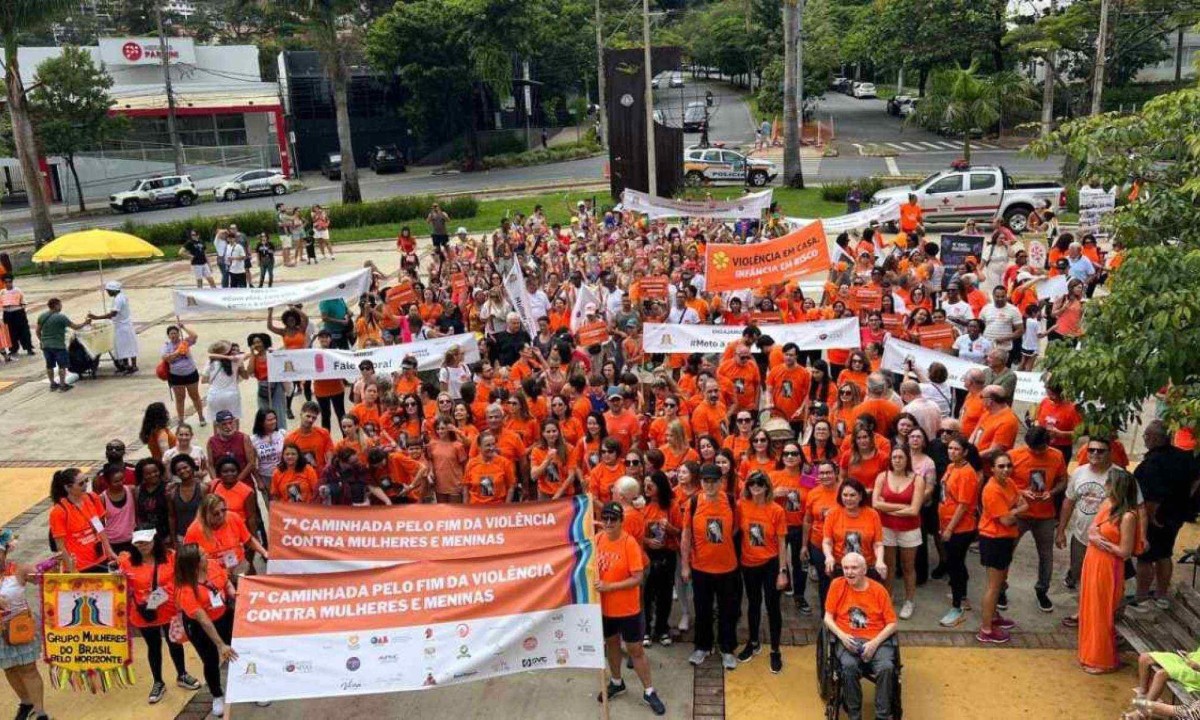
[2,193,1199,720]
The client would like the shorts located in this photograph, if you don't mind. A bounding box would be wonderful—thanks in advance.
[431,233,449,249]
[192,264,212,279]
[1021,347,1038,358]
[601,613,644,643]
[168,369,200,387]
[314,229,330,240]
[979,536,1015,571]
[42,347,69,370]
[279,234,293,250]
[1139,521,1183,563]
[882,526,923,549]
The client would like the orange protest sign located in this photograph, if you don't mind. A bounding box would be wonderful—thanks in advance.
[749,310,783,325]
[639,275,669,301]
[451,273,470,296]
[705,220,831,292]
[915,322,956,351]
[388,281,418,306]
[851,286,883,312]
[881,313,906,334]
[576,320,610,347]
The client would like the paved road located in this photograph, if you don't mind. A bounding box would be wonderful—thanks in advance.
[653,77,757,149]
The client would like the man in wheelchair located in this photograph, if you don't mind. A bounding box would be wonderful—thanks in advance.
[823,552,899,720]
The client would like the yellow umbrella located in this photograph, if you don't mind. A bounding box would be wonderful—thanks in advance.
[32,229,163,309]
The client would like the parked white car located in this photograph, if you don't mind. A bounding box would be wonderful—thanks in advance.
[871,165,1066,232]
[109,175,197,213]
[852,82,877,98]
[213,169,290,201]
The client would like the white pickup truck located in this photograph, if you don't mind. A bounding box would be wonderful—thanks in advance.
[871,165,1066,232]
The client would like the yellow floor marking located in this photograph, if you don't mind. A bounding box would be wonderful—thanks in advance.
[0,467,69,527]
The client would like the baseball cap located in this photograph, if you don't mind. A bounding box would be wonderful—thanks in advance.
[698,463,722,482]
[599,502,624,520]
[214,410,235,423]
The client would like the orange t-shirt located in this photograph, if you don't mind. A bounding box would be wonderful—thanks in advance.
[804,483,841,546]
[212,481,254,526]
[959,391,985,439]
[825,576,897,640]
[835,369,868,396]
[769,469,807,527]
[737,499,787,567]
[462,455,516,504]
[587,462,627,504]
[690,401,728,443]
[1008,446,1067,520]
[530,445,579,497]
[175,559,231,622]
[184,514,251,568]
[853,398,901,437]
[687,493,738,574]
[604,411,642,453]
[271,466,319,503]
[596,530,645,618]
[767,364,812,420]
[718,359,761,412]
[49,494,107,571]
[1035,398,1082,447]
[119,551,178,628]
[973,408,1019,453]
[822,506,883,566]
[722,434,752,462]
[469,429,525,467]
[285,427,335,472]
[899,202,923,232]
[840,451,890,497]
[978,479,1021,539]
[660,444,698,474]
[938,463,980,535]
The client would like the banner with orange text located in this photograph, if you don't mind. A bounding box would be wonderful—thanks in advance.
[705,220,831,291]
[226,543,603,703]
[268,496,594,574]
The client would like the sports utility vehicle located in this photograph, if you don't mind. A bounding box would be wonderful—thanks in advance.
[109,175,197,213]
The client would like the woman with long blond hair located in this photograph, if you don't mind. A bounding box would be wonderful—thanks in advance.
[182,495,268,581]
[662,419,699,476]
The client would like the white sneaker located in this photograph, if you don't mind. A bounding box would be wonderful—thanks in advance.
[1153,597,1171,611]
[722,653,738,671]
[899,601,914,620]
[688,649,710,666]
[211,697,225,717]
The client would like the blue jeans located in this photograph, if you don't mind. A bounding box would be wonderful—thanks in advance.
[217,261,229,288]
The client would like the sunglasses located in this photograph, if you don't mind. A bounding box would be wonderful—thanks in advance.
[747,479,767,488]
[1087,447,1108,454]
[782,451,801,457]
[405,400,419,406]
[600,515,621,523]
[663,402,677,408]
[737,417,753,424]
[625,458,641,465]
[994,463,1013,469]
[753,437,769,444]
[602,449,617,455]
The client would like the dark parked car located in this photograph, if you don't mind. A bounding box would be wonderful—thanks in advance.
[369,144,406,174]
[320,152,342,180]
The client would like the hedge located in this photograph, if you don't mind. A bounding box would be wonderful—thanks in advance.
[820,177,888,203]
[116,194,479,246]
[472,141,602,171]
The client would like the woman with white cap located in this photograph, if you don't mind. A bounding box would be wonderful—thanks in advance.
[88,281,139,374]
[119,528,201,704]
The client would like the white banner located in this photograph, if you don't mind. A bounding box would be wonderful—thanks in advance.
[173,268,372,316]
[570,283,602,332]
[642,318,861,354]
[881,336,1046,404]
[266,334,480,382]
[787,198,902,235]
[502,262,540,336]
[1078,186,1116,229]
[1034,275,1070,301]
[620,188,773,219]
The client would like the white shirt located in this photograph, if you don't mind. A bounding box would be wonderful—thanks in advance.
[1064,464,1143,543]
[943,300,974,326]
[603,287,624,318]
[226,243,247,275]
[980,302,1023,350]
[667,305,700,325]
[952,334,993,364]
[527,289,551,321]
[920,382,953,417]
[439,364,473,400]
[903,396,943,438]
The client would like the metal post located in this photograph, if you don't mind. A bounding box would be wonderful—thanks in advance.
[642,0,657,196]
[594,0,608,149]
[156,5,185,176]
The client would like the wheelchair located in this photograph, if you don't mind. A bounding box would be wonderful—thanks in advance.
[816,626,903,719]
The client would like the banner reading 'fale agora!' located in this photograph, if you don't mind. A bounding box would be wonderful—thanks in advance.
[267,333,480,382]
[268,496,594,573]
[40,573,135,692]
[173,268,372,315]
[226,543,604,703]
[705,220,832,292]
[642,317,861,355]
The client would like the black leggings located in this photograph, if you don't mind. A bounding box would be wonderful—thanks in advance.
[141,624,188,684]
[643,548,676,639]
[945,530,977,608]
[786,526,808,599]
[692,568,740,655]
[742,558,783,650]
[184,609,234,699]
[317,393,346,430]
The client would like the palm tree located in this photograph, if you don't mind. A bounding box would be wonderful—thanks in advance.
[908,62,1000,165]
[781,0,802,188]
[289,0,363,204]
[988,70,1038,139]
[2,0,74,244]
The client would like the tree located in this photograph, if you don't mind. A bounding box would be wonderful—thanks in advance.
[28,47,130,212]
[908,64,1034,163]
[781,0,801,188]
[1026,88,1200,438]
[865,0,1002,95]
[1004,0,1065,137]
[1,0,75,244]
[284,0,368,204]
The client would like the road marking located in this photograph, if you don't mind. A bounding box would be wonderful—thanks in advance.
[885,157,900,176]
[902,142,924,150]
[936,141,958,149]
[887,142,907,151]
[852,142,866,155]
[976,142,998,149]
[919,142,941,149]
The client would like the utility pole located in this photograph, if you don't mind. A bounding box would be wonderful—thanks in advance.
[1090,0,1111,115]
[782,0,800,188]
[594,0,608,148]
[156,4,185,175]
[642,0,657,196]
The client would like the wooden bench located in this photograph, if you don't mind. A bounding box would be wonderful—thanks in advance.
[1117,583,1200,705]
